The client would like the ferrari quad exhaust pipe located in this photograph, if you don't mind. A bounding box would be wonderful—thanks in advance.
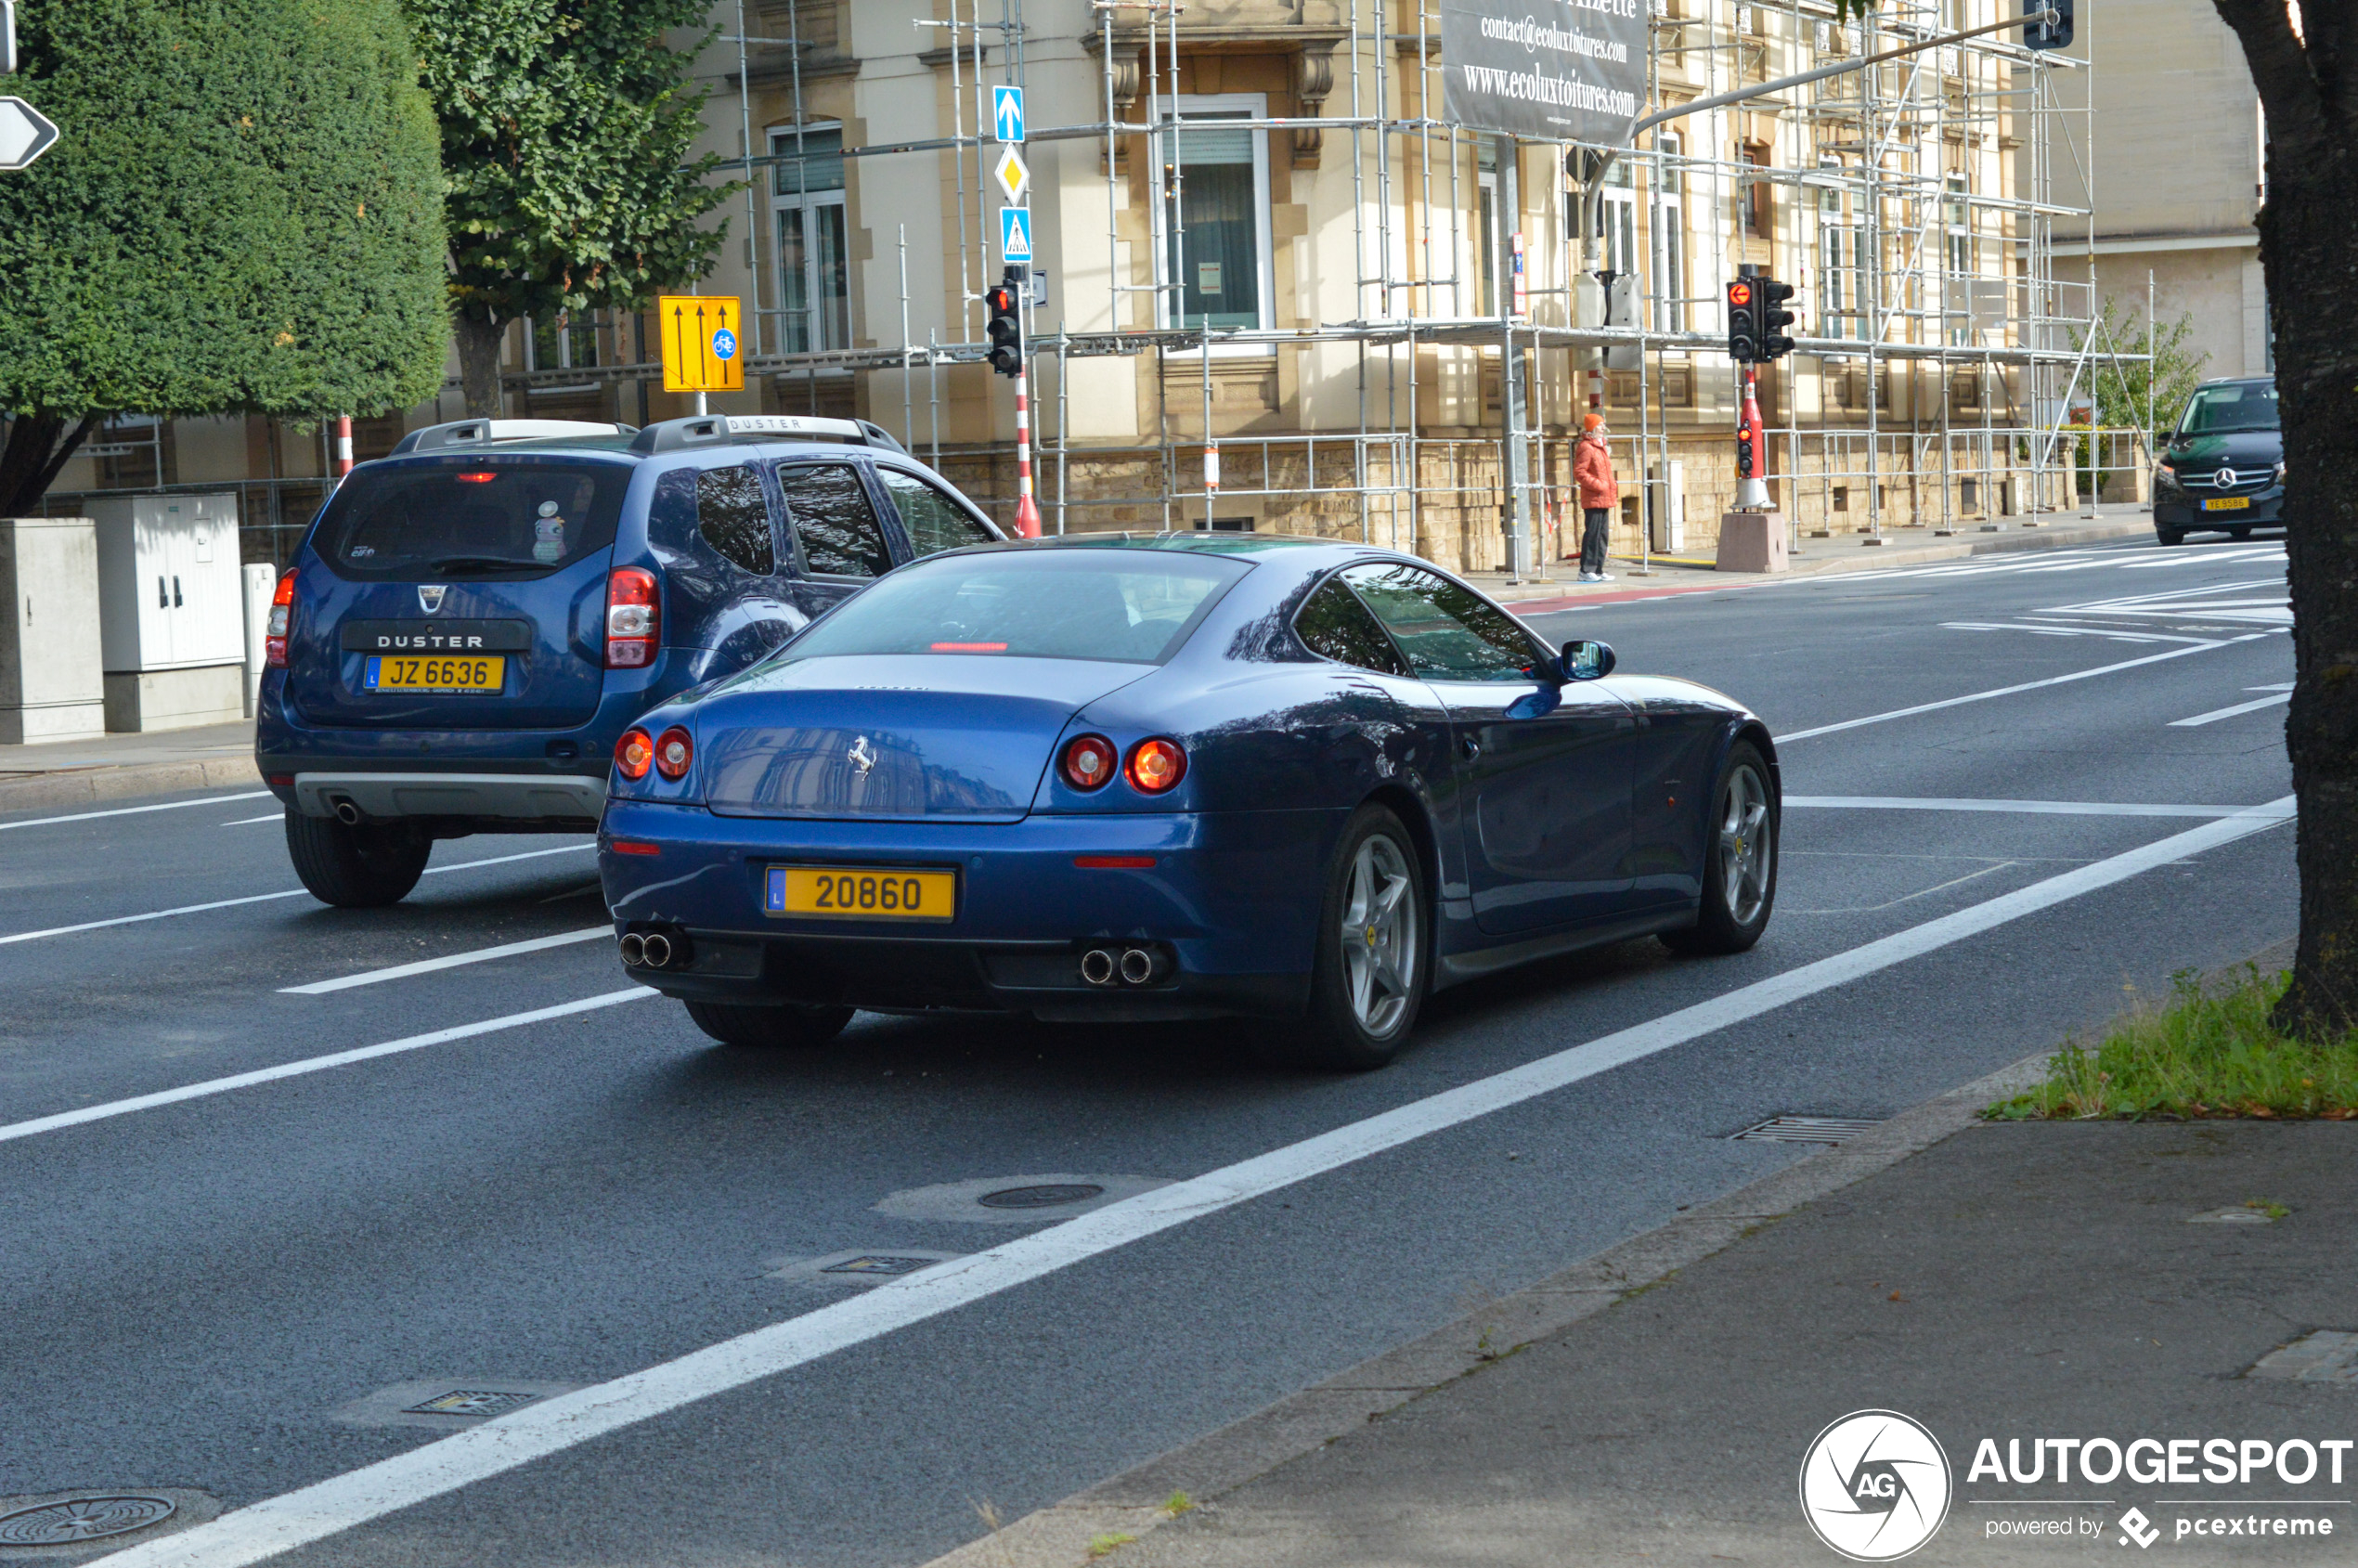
[640,932,673,968]
[617,931,646,966]
[1080,948,1118,987]
[1118,947,1155,986]
[1081,946,1161,988]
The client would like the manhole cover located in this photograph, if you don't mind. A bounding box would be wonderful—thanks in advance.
[1730,1116,1879,1147]
[402,1390,540,1419]
[0,1495,176,1546]
[977,1183,1106,1210]
[819,1254,939,1276]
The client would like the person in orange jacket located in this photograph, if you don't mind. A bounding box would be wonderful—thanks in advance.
[1574,412,1617,582]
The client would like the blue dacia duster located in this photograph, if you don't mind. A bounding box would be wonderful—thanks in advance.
[254,413,1004,905]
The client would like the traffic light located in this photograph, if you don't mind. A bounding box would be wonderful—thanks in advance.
[1757,275,1797,359]
[1727,279,1758,364]
[2024,0,2072,50]
[986,268,1023,378]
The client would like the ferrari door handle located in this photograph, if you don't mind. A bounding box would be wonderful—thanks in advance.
[1460,733,1482,761]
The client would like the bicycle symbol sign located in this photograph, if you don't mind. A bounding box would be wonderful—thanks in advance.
[711,328,738,361]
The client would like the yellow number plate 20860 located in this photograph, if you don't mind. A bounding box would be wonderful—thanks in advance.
[767,865,956,921]
[366,654,505,692]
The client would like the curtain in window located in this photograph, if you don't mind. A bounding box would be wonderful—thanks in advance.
[1167,118,1259,330]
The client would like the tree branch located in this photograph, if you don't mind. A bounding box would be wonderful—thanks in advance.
[2214,0,2328,151]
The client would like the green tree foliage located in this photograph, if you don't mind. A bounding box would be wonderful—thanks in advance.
[0,0,447,513]
[402,0,740,415]
[2078,300,2209,439]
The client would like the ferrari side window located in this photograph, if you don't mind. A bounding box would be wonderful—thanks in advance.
[1341,563,1540,683]
[1295,577,1407,676]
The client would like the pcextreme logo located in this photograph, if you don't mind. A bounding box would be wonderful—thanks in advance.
[1800,1409,1954,1562]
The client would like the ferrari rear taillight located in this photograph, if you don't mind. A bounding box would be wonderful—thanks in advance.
[1060,733,1118,791]
[1125,737,1187,794]
[654,726,693,780]
[265,572,296,667]
[605,567,660,668]
[615,727,654,781]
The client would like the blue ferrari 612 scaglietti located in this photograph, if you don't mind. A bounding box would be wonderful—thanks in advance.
[597,534,1780,1069]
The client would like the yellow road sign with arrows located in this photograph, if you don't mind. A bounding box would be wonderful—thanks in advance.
[659,295,745,394]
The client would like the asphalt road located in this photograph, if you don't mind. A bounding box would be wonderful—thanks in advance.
[0,534,2299,1567]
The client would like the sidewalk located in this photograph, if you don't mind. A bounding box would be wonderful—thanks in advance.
[0,719,259,813]
[1472,503,2161,608]
[940,942,2358,1568]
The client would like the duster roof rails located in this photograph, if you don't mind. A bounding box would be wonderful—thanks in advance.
[628,412,907,456]
[390,419,634,454]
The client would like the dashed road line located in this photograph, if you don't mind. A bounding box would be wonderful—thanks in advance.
[280,927,613,995]
[0,790,272,832]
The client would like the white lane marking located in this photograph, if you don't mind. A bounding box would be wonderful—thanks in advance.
[0,844,594,947]
[1939,623,2207,644]
[0,990,654,1148]
[1778,640,2232,742]
[0,791,272,833]
[2169,692,2292,728]
[95,800,2297,1568]
[1786,796,2255,819]
[2248,682,2295,692]
[219,815,284,827]
[279,927,613,995]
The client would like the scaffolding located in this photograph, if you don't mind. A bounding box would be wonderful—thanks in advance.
[493,0,2139,572]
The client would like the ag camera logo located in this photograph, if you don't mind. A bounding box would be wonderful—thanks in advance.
[1800,1409,1953,1561]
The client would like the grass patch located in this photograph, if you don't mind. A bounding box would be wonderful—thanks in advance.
[1086,1533,1137,1559]
[1986,966,2358,1121]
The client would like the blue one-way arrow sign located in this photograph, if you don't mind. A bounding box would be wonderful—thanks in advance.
[1000,206,1032,265]
[992,84,1024,144]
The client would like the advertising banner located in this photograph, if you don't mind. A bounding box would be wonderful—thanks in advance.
[1440,0,1647,146]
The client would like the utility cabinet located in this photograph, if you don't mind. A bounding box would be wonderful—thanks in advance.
[90,494,249,732]
[0,516,108,745]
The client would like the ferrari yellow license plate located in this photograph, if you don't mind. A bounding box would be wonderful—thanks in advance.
[2203,496,2252,512]
[365,654,505,692]
[767,865,956,921]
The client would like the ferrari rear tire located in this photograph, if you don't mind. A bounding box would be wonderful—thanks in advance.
[284,810,431,908]
[1661,740,1778,956]
[684,998,854,1049]
[1283,804,1429,1070]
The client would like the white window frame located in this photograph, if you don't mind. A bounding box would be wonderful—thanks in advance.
[1151,92,1276,354]
[1814,164,1861,340]
[1650,132,1686,332]
[769,119,851,355]
[1477,162,1499,317]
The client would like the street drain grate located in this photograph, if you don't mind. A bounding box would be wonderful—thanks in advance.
[1731,1116,1880,1147]
[402,1390,541,1419]
[0,1495,176,1547]
[819,1254,939,1276]
[978,1183,1106,1210]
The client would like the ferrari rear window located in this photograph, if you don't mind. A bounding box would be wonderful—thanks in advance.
[782,551,1250,665]
[316,460,631,580]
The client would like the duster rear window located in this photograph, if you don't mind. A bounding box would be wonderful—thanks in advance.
[317,460,631,579]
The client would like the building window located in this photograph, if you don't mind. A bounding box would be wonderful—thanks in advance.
[1818,174,1861,339]
[771,123,849,354]
[1158,97,1273,332]
[1652,133,1687,331]
[1477,140,1499,317]
[1741,141,1771,240]
[1945,174,1976,345]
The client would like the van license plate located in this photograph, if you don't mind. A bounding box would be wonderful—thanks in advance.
[767,866,956,921]
[2203,497,2251,512]
[365,654,506,692]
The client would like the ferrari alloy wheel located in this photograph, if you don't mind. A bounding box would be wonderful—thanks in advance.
[1717,759,1774,927]
[1663,740,1778,956]
[1283,804,1429,1070]
[1341,831,1420,1039]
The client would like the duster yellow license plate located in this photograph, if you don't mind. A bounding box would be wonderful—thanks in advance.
[365,654,505,692]
[767,866,956,921]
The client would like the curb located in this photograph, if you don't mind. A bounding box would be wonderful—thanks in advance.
[920,1047,2063,1568]
[0,756,263,815]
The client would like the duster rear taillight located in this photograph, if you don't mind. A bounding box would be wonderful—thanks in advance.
[265,572,296,667]
[605,567,659,668]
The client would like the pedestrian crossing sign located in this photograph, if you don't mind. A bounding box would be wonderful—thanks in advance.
[1000,207,1033,265]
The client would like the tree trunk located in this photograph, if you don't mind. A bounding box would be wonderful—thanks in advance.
[0,411,103,517]
[2256,136,2358,1040]
[455,315,507,419]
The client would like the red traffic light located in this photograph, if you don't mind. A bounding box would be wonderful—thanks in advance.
[1728,281,1753,306]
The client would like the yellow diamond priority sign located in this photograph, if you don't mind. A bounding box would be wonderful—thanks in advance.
[659,294,745,394]
[991,146,1029,206]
